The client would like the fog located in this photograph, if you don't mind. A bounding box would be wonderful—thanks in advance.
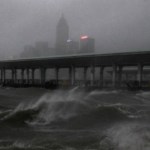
[0,0,150,58]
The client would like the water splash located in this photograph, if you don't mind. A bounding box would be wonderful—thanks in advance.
[88,90,119,96]
[107,122,150,150]
[9,88,89,125]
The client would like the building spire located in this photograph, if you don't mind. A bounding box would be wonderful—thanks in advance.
[55,13,69,55]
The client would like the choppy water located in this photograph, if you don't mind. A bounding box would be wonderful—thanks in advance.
[0,87,150,150]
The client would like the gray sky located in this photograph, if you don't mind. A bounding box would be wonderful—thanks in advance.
[0,0,150,58]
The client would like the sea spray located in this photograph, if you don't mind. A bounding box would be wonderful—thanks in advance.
[107,122,150,150]
[29,89,91,125]
[88,90,119,96]
[1,88,90,126]
[23,89,129,126]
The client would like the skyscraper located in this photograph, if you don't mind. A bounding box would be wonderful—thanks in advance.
[80,36,95,53]
[66,39,79,54]
[55,14,69,55]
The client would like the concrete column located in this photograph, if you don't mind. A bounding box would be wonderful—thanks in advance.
[0,69,2,83]
[1,69,3,83]
[112,65,117,88]
[11,69,15,83]
[118,66,123,87]
[55,68,59,84]
[83,67,88,86]
[26,69,30,84]
[40,68,46,86]
[31,69,35,85]
[4,69,6,84]
[69,66,75,86]
[0,69,1,83]
[2,68,6,84]
[137,64,143,87]
[100,66,104,88]
[14,69,17,83]
[90,65,95,86]
[21,69,24,84]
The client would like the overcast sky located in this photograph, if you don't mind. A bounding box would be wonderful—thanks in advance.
[0,0,150,58]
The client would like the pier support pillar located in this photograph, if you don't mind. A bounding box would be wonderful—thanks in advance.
[83,67,87,86]
[69,66,75,86]
[0,70,1,84]
[90,65,95,86]
[31,69,35,85]
[2,68,6,84]
[40,68,46,86]
[11,69,15,84]
[137,64,143,87]
[55,68,59,84]
[21,69,24,84]
[26,69,30,84]
[11,69,14,82]
[14,69,17,83]
[100,66,104,88]
[112,65,117,88]
[118,66,123,88]
[0,69,2,83]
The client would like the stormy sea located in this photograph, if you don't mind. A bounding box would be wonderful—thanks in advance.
[0,87,150,150]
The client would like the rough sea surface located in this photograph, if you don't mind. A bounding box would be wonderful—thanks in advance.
[0,87,150,150]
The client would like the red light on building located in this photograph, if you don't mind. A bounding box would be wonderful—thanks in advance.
[80,35,89,40]
[80,36,95,53]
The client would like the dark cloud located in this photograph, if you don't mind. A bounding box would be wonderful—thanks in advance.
[0,0,150,58]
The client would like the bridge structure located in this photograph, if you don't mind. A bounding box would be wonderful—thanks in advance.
[0,51,150,88]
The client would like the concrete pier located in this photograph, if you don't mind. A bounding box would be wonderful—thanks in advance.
[137,64,143,87]
[100,66,104,88]
[31,69,35,85]
[90,65,95,86]
[40,68,46,86]
[26,69,30,84]
[112,65,117,88]
[0,51,150,88]
[21,69,24,84]
[69,66,75,86]
[118,66,123,87]
[83,67,88,86]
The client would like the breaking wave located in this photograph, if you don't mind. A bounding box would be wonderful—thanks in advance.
[0,88,147,128]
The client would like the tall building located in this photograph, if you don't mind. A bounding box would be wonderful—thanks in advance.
[79,36,95,53]
[66,39,79,54]
[55,14,69,55]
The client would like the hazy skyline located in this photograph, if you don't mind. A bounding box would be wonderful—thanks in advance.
[0,0,150,58]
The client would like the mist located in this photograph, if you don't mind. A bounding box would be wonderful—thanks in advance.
[0,0,150,58]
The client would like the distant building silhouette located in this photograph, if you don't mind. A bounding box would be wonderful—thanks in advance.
[79,36,95,53]
[66,39,79,54]
[20,45,35,58]
[20,14,96,58]
[55,14,69,55]
[20,42,54,58]
[35,41,49,56]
